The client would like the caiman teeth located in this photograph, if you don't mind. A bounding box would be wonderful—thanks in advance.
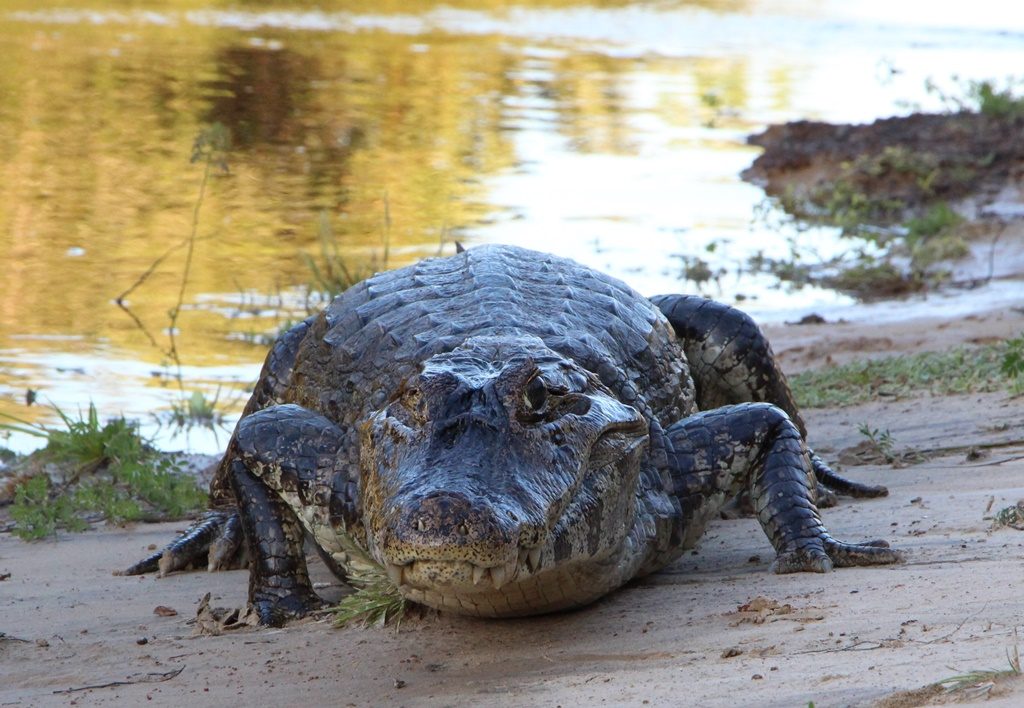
[385,562,405,586]
[472,564,487,586]
[517,547,542,573]
[490,558,518,589]
[490,562,508,589]
[527,547,542,572]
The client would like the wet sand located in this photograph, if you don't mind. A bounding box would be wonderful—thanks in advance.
[2,309,1024,707]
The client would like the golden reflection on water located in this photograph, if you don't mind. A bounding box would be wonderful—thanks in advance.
[1,18,524,349]
[0,9,747,329]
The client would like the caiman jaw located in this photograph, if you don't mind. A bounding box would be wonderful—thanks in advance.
[369,486,546,593]
[383,545,544,591]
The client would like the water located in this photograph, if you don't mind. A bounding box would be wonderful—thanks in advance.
[2,0,1022,453]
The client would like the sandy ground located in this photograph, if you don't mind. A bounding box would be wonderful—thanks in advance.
[2,309,1024,708]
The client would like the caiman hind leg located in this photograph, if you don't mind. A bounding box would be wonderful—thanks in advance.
[664,403,900,572]
[651,294,887,502]
[120,508,245,577]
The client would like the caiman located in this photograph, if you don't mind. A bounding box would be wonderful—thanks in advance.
[125,244,900,625]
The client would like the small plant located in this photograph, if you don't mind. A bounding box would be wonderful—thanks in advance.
[1002,333,1024,396]
[673,254,726,292]
[746,250,816,290]
[699,91,734,128]
[168,389,227,431]
[8,475,88,540]
[968,79,1024,119]
[330,535,408,628]
[899,202,969,280]
[992,500,1024,530]
[857,423,896,463]
[905,202,962,241]
[823,261,921,299]
[1,403,141,480]
[112,455,207,519]
[926,76,1024,118]
[1,403,206,540]
[936,645,1021,698]
[815,179,905,235]
[304,206,391,300]
[1003,334,1024,377]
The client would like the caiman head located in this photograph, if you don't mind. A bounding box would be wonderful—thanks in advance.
[359,335,649,617]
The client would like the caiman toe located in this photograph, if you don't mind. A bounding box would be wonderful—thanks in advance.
[772,537,902,574]
[253,589,324,627]
[771,546,833,574]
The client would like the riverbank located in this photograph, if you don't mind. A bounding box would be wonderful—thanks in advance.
[2,308,1023,707]
[743,106,1024,309]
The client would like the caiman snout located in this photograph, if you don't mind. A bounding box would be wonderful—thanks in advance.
[376,490,544,591]
[391,491,513,553]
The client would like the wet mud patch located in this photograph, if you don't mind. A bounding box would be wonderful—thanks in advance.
[743,110,1024,298]
[745,112,1024,210]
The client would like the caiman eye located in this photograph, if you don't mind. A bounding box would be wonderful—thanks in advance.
[523,376,548,411]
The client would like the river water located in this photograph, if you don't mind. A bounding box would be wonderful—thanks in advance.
[2,0,1022,453]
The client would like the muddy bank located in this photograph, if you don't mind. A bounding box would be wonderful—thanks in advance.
[743,109,1024,298]
[745,112,1024,212]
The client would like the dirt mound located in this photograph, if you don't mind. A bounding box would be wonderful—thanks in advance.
[743,112,1024,214]
[741,109,1024,299]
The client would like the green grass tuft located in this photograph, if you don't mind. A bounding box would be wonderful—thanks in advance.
[790,340,1019,408]
[331,572,409,629]
[9,475,89,540]
[1,403,206,540]
[168,389,227,432]
[905,202,962,241]
[935,645,1021,698]
[329,534,408,628]
[1002,334,1024,397]
[968,79,1024,119]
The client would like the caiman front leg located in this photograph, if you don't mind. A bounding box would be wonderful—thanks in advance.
[229,403,355,626]
[652,294,888,504]
[665,402,901,573]
[230,460,320,626]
